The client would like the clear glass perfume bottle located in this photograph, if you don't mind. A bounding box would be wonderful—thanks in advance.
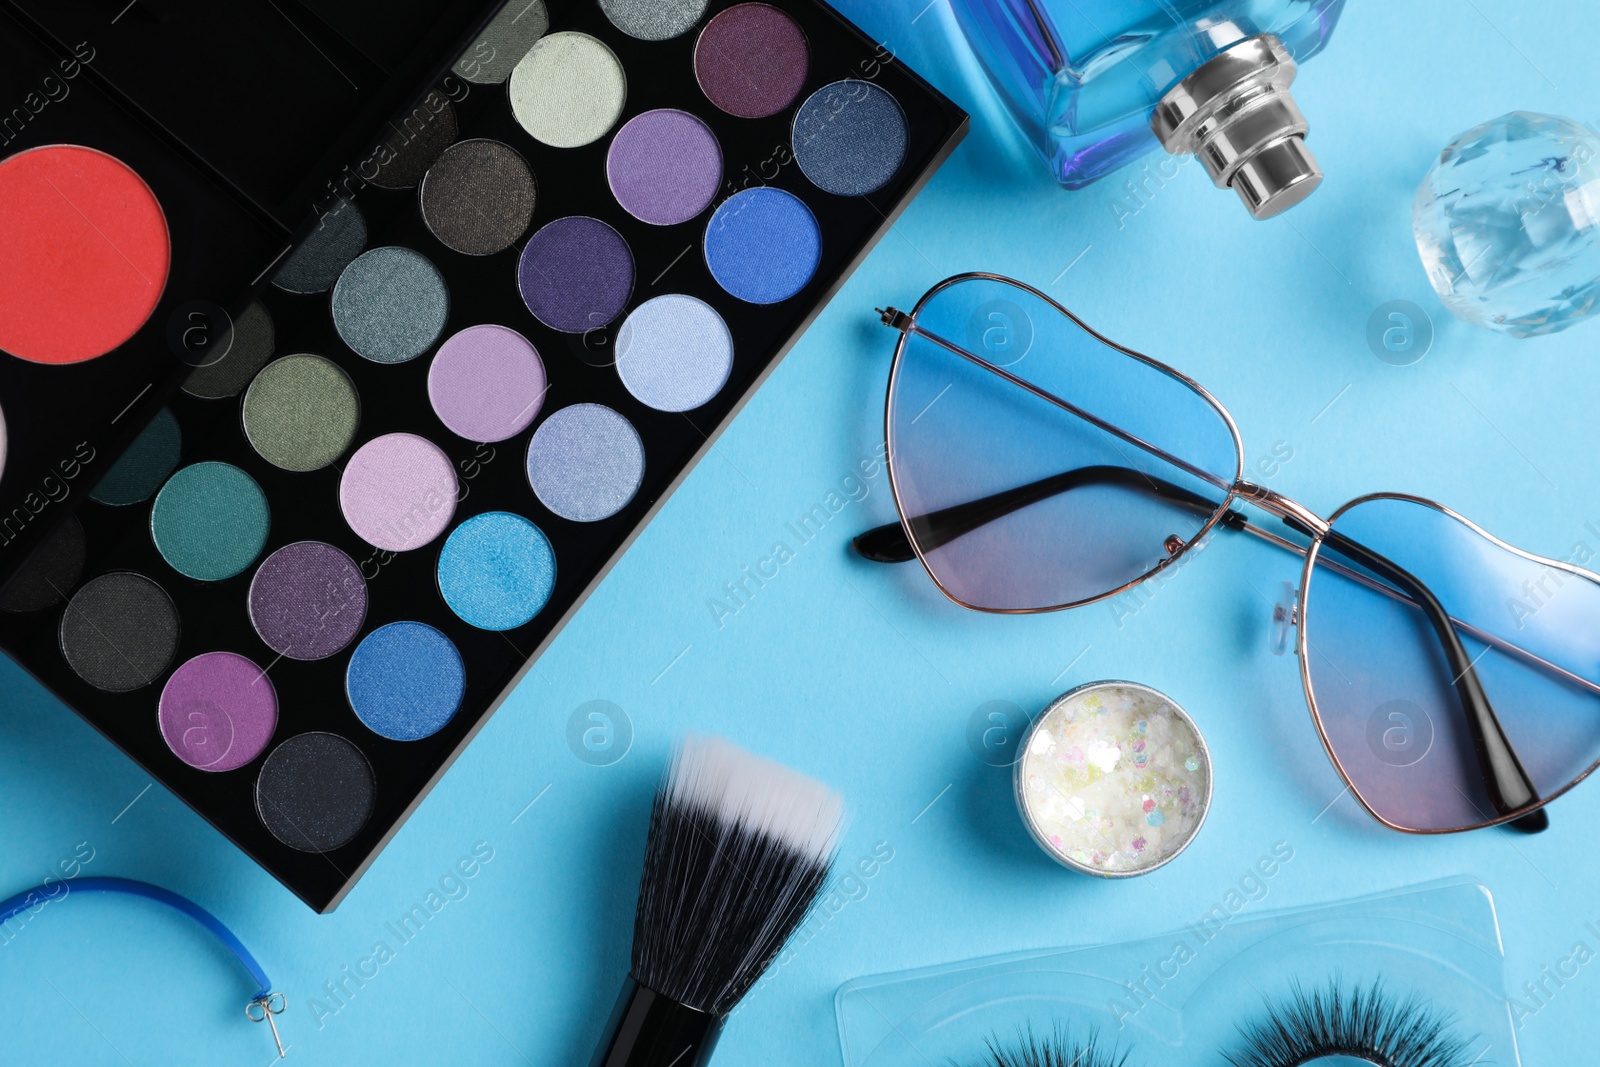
[950,0,1348,217]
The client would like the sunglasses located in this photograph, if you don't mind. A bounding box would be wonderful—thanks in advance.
[854,273,1600,835]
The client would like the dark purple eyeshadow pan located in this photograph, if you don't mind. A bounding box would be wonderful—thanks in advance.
[248,541,368,661]
[517,215,635,334]
[694,3,810,119]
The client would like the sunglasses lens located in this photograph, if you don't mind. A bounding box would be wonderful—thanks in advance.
[1305,496,1600,830]
[888,277,1240,610]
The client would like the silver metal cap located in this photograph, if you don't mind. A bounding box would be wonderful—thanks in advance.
[1151,34,1323,219]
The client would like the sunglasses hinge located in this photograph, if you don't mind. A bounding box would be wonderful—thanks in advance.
[877,307,913,333]
[1233,481,1329,536]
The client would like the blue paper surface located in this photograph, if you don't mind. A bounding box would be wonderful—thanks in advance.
[4,1,1600,1062]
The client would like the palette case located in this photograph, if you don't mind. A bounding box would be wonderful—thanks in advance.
[0,0,967,910]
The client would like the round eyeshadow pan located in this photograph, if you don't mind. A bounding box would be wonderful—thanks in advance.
[601,0,706,40]
[454,0,550,84]
[437,512,556,630]
[273,198,367,295]
[90,406,181,505]
[0,514,85,613]
[158,652,278,772]
[616,295,733,411]
[183,300,276,400]
[428,325,547,442]
[526,404,644,523]
[370,96,458,191]
[509,31,627,149]
[248,541,367,660]
[151,462,270,581]
[518,217,635,334]
[420,139,537,256]
[331,246,450,364]
[339,433,458,551]
[255,732,375,853]
[346,621,466,740]
[704,187,821,304]
[793,80,909,196]
[694,4,809,119]
[59,572,179,692]
[0,145,170,365]
[241,354,360,472]
[607,110,723,226]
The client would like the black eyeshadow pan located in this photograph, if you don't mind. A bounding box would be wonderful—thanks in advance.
[58,572,180,693]
[256,732,377,853]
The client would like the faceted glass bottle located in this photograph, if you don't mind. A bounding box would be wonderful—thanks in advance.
[950,0,1347,193]
[1414,112,1600,338]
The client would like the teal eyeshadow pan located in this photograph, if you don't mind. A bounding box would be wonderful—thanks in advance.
[150,462,270,581]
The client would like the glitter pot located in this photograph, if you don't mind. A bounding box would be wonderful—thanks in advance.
[1014,681,1212,877]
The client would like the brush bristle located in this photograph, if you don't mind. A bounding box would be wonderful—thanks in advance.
[632,735,845,1016]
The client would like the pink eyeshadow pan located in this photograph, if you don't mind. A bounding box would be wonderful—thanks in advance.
[339,433,458,551]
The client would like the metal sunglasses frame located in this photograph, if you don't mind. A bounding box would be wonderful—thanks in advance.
[862,272,1600,835]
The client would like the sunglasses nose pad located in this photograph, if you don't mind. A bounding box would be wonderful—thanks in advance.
[1270,581,1298,656]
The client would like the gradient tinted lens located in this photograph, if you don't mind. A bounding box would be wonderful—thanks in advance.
[888,277,1240,610]
[1305,496,1600,830]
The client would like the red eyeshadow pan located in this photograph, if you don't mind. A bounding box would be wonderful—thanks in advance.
[0,145,171,365]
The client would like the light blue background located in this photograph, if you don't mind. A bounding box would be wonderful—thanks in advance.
[3,1,1598,1062]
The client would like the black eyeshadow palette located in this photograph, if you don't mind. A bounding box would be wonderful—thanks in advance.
[0,0,966,910]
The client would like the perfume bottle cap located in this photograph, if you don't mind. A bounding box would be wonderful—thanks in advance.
[1151,34,1323,219]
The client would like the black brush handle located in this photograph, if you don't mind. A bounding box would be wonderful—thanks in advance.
[589,976,724,1067]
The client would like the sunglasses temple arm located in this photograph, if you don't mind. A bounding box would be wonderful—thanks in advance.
[1295,524,1547,830]
[851,464,1245,563]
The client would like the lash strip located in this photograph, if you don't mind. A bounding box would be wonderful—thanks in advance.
[1225,979,1477,1067]
[965,1025,1130,1067]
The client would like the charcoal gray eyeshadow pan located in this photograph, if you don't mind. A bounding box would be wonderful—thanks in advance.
[59,572,180,692]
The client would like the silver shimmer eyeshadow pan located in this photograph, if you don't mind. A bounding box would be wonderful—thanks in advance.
[601,0,707,40]
[331,247,451,364]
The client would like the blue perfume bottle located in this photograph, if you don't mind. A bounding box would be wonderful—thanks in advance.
[950,0,1348,217]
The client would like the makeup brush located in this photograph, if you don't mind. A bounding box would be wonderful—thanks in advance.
[590,734,845,1067]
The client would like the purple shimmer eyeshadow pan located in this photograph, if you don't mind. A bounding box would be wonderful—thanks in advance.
[607,109,723,226]
[517,216,635,334]
[248,541,368,661]
[158,652,278,772]
[694,3,810,119]
[428,325,547,442]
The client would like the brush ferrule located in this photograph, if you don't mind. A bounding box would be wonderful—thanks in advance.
[590,976,724,1067]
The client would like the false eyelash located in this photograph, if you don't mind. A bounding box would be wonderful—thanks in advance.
[962,1025,1129,1067]
[1225,979,1476,1067]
